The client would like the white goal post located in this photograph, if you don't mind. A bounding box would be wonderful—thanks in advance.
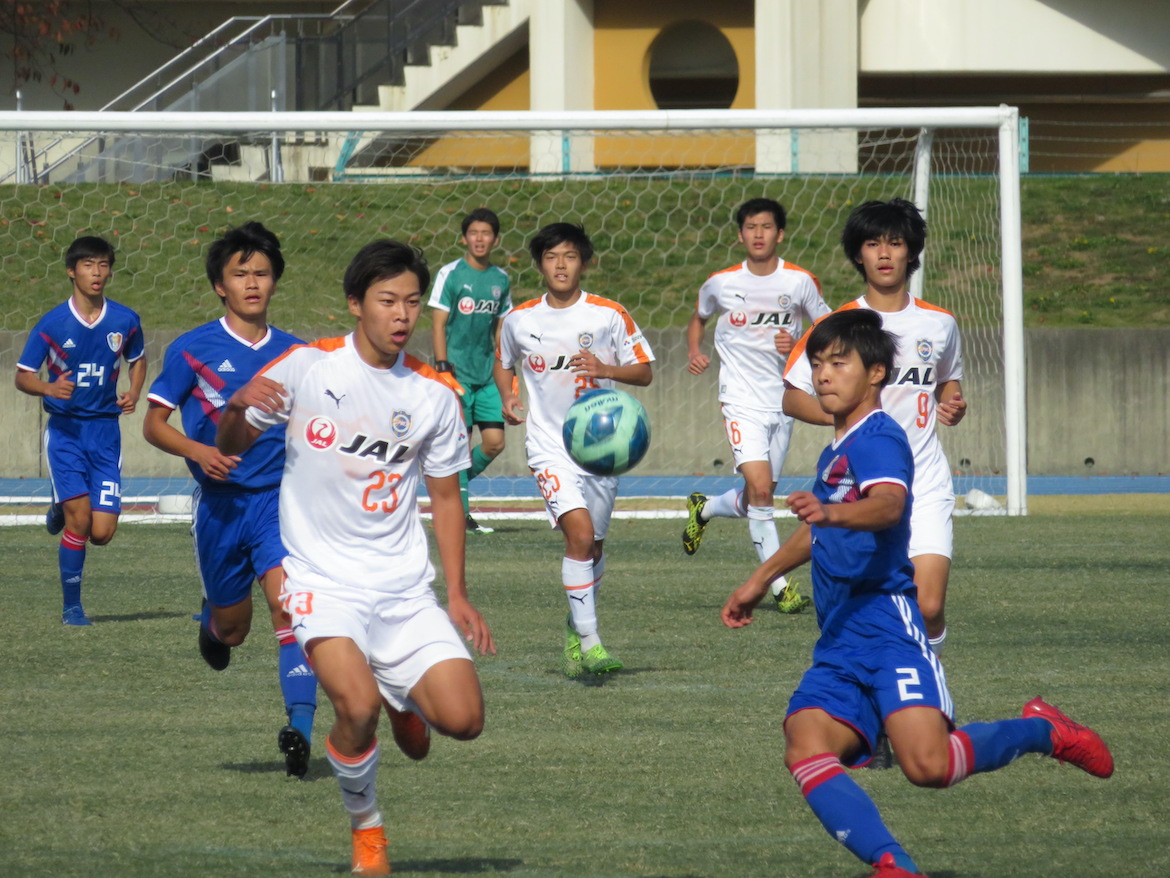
[0,106,1026,516]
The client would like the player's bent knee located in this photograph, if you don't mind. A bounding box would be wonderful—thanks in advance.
[898,755,949,788]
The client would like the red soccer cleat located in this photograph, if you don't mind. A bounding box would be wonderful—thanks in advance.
[870,852,927,877]
[350,825,390,877]
[1023,696,1114,779]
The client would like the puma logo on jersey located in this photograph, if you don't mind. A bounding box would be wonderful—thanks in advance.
[217,359,236,373]
[324,388,346,408]
[733,291,748,301]
[338,433,410,465]
[529,331,544,342]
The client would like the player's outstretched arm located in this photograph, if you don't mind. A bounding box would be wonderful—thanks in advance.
[216,375,285,455]
[935,380,967,427]
[685,311,710,375]
[15,369,75,400]
[783,386,834,426]
[568,350,652,387]
[494,360,524,425]
[143,404,240,481]
[427,472,496,655]
[790,484,905,532]
[722,523,813,628]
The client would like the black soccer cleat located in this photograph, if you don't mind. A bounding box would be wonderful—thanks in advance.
[278,725,311,778]
[198,624,231,671]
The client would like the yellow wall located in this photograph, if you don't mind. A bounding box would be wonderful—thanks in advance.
[593,0,755,167]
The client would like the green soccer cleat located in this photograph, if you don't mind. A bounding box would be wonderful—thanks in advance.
[581,642,624,675]
[682,492,708,555]
[774,581,811,615]
[561,616,584,678]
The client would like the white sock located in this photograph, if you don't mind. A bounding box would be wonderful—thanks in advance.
[562,556,597,638]
[929,628,947,656]
[327,737,382,830]
[592,553,605,600]
[747,505,780,562]
[702,488,746,520]
[770,575,790,597]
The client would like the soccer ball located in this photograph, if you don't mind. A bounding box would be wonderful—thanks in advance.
[562,388,651,476]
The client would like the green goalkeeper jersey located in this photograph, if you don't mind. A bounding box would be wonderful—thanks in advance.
[427,258,512,387]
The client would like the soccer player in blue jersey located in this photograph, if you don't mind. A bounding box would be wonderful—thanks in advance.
[142,222,318,777]
[16,236,146,626]
[721,309,1113,878]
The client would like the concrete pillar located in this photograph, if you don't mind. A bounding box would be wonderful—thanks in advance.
[529,0,595,173]
[755,0,859,173]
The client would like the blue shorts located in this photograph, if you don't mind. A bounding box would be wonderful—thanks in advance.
[45,415,123,513]
[786,593,955,767]
[192,485,285,608]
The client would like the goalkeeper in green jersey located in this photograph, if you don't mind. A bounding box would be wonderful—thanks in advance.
[428,208,513,533]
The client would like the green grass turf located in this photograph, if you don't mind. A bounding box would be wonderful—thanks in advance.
[2,514,1167,877]
[2,174,1167,332]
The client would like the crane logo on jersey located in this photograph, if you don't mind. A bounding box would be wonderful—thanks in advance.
[458,296,500,316]
[106,332,124,353]
[529,354,547,373]
[458,297,476,315]
[391,410,412,439]
[917,339,934,362]
[305,416,339,450]
[730,311,748,327]
[578,332,593,349]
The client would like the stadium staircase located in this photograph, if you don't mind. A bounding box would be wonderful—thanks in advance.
[10,0,524,184]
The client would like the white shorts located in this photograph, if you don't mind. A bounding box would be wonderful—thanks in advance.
[720,403,793,481]
[529,452,618,540]
[280,574,471,713]
[908,488,955,560]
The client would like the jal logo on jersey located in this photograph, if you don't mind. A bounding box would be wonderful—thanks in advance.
[458,296,476,315]
[106,332,123,353]
[729,311,748,327]
[458,297,498,315]
[305,416,339,450]
[916,339,934,362]
[528,354,547,373]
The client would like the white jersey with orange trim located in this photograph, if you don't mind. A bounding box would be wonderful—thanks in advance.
[785,296,964,498]
[698,259,829,412]
[245,333,468,596]
[497,291,654,466]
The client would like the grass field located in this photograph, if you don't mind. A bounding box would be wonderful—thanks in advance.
[2,512,1167,878]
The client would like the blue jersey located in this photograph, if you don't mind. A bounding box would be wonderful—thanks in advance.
[147,317,302,490]
[18,298,145,418]
[809,409,916,634]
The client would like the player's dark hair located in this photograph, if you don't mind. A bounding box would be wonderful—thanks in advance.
[205,221,285,287]
[841,198,927,278]
[528,222,594,264]
[65,236,116,270]
[462,207,500,237]
[343,239,430,302]
[735,197,787,230]
[806,309,897,387]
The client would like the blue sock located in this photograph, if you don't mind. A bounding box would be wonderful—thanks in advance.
[959,718,1052,772]
[278,637,317,742]
[59,530,87,609]
[792,753,919,872]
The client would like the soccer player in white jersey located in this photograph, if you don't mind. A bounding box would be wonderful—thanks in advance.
[495,222,654,677]
[217,240,494,878]
[784,198,967,656]
[683,197,830,613]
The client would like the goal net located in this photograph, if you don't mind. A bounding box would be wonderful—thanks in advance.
[0,108,1025,518]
